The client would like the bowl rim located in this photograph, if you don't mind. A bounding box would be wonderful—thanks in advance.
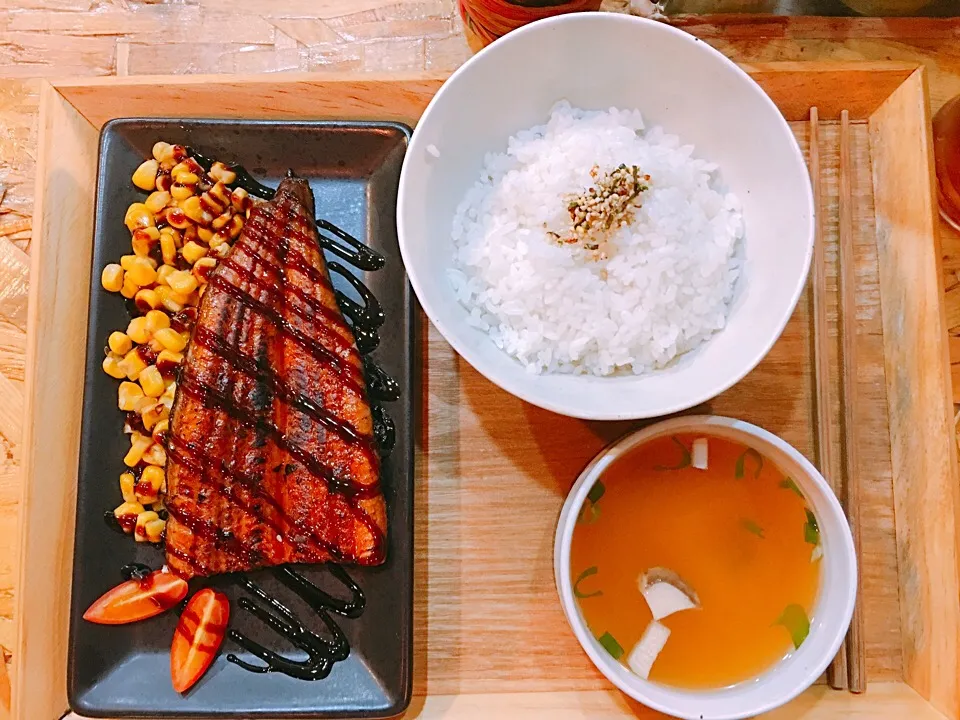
[552,415,857,720]
[396,12,815,421]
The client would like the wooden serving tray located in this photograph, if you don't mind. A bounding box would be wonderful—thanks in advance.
[25,63,958,720]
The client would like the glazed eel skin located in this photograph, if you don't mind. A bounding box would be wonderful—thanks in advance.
[164,177,386,579]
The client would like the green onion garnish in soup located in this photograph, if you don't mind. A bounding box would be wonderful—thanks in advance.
[740,518,766,539]
[598,631,624,660]
[577,480,605,525]
[654,436,691,471]
[573,566,603,599]
[735,447,763,479]
[775,604,811,649]
[779,477,804,498]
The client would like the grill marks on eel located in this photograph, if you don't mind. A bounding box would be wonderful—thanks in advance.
[164,178,386,579]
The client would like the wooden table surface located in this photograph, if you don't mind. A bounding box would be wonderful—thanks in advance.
[2,2,960,716]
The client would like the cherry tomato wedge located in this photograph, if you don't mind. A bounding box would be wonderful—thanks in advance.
[171,588,230,694]
[83,570,188,625]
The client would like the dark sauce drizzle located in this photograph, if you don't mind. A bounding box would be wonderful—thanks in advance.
[120,562,153,581]
[107,152,400,684]
[225,566,364,679]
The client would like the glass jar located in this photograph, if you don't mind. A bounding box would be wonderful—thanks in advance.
[933,95,960,232]
[459,0,604,52]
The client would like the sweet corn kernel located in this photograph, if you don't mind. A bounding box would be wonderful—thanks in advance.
[120,277,138,299]
[108,331,133,355]
[181,196,213,226]
[170,183,195,202]
[135,510,161,542]
[136,466,165,504]
[126,316,151,345]
[145,190,171,214]
[134,394,156,414]
[132,159,159,191]
[175,170,200,185]
[197,226,213,243]
[131,227,159,257]
[166,207,192,231]
[122,348,148,381]
[155,286,186,313]
[124,202,155,232]
[141,402,166,431]
[193,256,217,284]
[157,172,173,191]
[134,288,160,314]
[226,215,244,239]
[211,211,231,231]
[209,179,231,204]
[231,187,250,211]
[145,309,170,333]
[160,234,178,267]
[114,501,144,533]
[152,141,174,163]
[143,518,166,544]
[156,328,187,352]
[139,365,165,398]
[101,264,124,293]
[118,381,144,411]
[119,471,137,503]
[197,285,208,301]
[124,433,152,467]
[152,418,170,444]
[148,338,163,355]
[102,355,126,379]
[182,224,199,245]
[167,270,198,296]
[119,254,138,272]
[209,232,230,250]
[209,162,237,185]
[154,327,187,353]
[213,241,232,258]
[142,442,167,467]
[181,240,207,265]
[127,257,157,287]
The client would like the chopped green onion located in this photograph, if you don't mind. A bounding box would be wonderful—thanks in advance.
[587,480,606,504]
[803,508,820,545]
[598,631,624,660]
[735,448,763,479]
[654,436,691,471]
[577,502,601,525]
[740,518,766,539]
[775,604,810,649]
[779,477,804,498]
[573,566,603,599]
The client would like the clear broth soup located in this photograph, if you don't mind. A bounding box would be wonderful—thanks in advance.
[570,434,822,689]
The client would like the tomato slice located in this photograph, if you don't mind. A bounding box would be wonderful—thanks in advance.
[83,570,188,625]
[171,588,230,694]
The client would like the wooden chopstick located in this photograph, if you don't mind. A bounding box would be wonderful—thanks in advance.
[838,109,866,693]
[809,107,849,691]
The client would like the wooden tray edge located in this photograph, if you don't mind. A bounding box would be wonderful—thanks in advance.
[19,63,951,720]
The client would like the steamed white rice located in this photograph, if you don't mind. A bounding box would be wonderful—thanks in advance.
[448,101,744,376]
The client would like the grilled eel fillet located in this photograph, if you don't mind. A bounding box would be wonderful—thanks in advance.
[164,177,386,579]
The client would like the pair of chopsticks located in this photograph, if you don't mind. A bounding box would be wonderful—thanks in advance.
[809,107,865,693]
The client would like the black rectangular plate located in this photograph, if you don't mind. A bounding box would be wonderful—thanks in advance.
[68,119,415,718]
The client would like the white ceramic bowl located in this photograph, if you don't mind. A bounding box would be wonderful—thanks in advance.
[397,13,814,420]
[554,416,857,720]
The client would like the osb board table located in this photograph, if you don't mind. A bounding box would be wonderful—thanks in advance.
[3,5,960,719]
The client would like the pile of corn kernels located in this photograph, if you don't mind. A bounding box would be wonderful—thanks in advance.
[100,141,252,544]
